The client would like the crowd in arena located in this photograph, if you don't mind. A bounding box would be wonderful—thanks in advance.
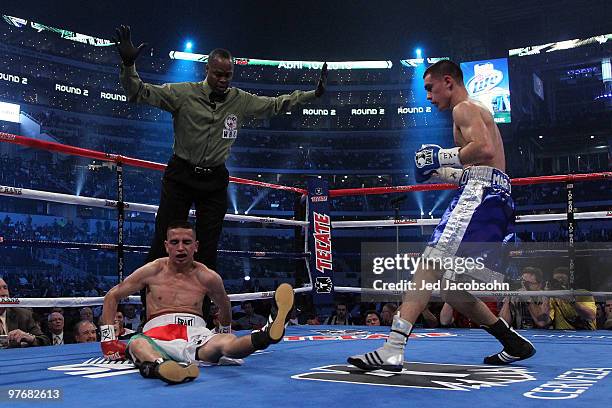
[2,280,611,350]
[1,19,610,352]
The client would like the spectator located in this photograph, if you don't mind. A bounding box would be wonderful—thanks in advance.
[287,307,300,326]
[596,302,607,329]
[74,320,98,343]
[324,302,355,325]
[380,303,398,326]
[547,267,596,330]
[45,311,75,345]
[235,301,266,330]
[305,313,321,325]
[499,267,547,329]
[364,310,381,326]
[114,311,135,339]
[0,278,49,347]
[122,304,141,331]
[79,307,94,322]
[604,300,612,330]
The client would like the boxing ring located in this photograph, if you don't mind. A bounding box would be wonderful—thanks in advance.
[1,326,611,407]
[1,132,612,407]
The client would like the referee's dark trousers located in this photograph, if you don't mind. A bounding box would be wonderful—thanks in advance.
[146,154,229,270]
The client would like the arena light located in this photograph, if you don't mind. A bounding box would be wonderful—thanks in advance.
[400,57,449,68]
[509,33,612,57]
[185,41,193,51]
[2,15,113,47]
[0,101,20,123]
[602,58,611,82]
[415,48,422,57]
[169,51,392,70]
[246,190,269,214]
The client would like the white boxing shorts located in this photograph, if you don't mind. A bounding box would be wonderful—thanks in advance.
[128,313,216,364]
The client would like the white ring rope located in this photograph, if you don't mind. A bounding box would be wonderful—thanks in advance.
[2,185,609,229]
[332,211,612,228]
[0,286,313,308]
[0,185,308,227]
[334,287,612,299]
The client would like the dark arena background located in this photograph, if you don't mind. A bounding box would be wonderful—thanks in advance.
[0,1,611,407]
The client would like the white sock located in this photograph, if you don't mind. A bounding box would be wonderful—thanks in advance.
[384,314,413,352]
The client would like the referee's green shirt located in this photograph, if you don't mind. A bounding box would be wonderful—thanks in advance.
[120,64,316,167]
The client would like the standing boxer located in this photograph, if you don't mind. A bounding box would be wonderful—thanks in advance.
[348,60,535,371]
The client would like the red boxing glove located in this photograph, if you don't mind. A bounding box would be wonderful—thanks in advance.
[100,325,127,360]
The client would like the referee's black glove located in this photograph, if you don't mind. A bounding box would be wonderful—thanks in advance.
[113,25,147,67]
[315,62,328,97]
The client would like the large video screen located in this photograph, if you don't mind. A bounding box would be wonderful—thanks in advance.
[460,58,511,124]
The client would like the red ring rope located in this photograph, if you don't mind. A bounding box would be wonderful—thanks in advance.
[2,132,609,198]
[0,132,307,195]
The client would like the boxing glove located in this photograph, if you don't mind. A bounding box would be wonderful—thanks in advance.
[414,144,462,183]
[100,325,127,360]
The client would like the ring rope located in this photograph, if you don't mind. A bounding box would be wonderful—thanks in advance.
[0,236,310,259]
[333,287,612,299]
[331,210,612,228]
[0,185,308,227]
[0,132,307,195]
[328,172,612,197]
[0,286,314,308]
[0,238,309,259]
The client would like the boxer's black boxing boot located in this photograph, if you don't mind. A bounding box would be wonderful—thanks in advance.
[482,318,536,365]
[138,358,199,384]
[251,283,294,350]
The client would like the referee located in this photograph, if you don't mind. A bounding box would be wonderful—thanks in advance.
[114,25,327,272]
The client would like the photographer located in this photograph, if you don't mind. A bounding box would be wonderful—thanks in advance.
[604,300,612,330]
[499,267,549,329]
[547,267,596,330]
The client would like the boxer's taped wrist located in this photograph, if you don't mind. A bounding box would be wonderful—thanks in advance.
[100,325,116,342]
[430,167,463,185]
[438,147,462,167]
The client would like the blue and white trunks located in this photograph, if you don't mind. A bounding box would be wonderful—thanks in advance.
[423,166,514,283]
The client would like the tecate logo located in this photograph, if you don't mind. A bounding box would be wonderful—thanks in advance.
[466,70,503,95]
